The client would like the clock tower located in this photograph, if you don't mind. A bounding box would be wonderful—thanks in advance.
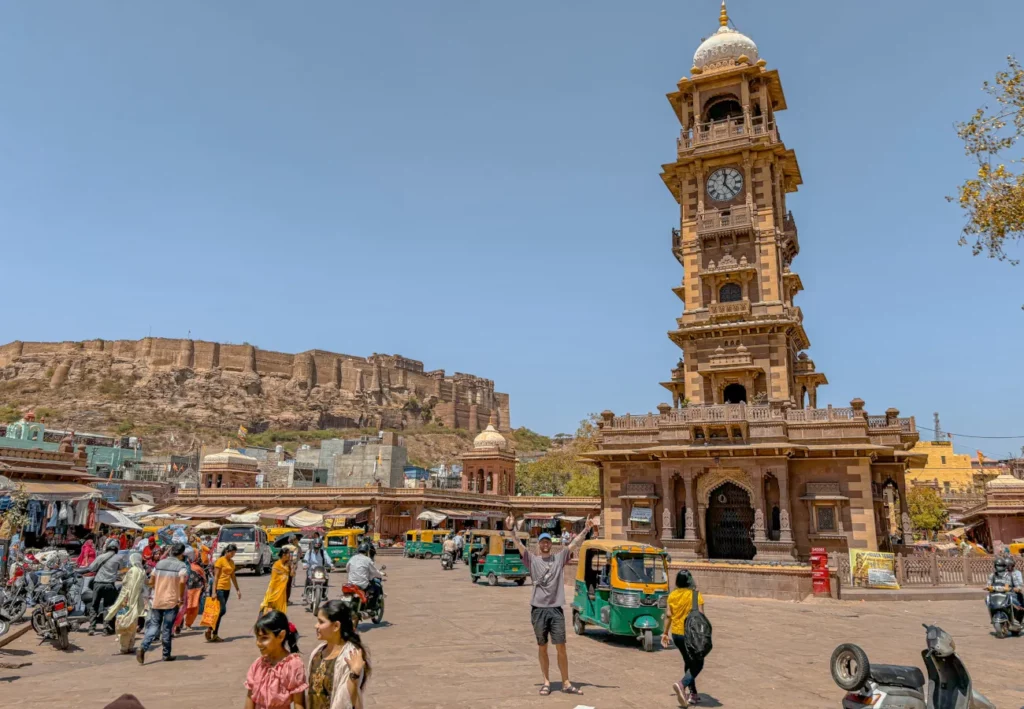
[661,2,827,410]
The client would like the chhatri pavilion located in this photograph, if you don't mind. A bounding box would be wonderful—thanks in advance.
[583,4,923,562]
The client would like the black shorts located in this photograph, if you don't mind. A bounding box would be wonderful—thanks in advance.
[530,606,566,646]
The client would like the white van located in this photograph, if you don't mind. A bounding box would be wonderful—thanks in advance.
[214,524,272,575]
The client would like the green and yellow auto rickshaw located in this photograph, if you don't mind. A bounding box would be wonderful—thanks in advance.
[265,527,302,561]
[571,540,669,652]
[404,530,421,558]
[417,529,451,559]
[325,528,366,567]
[467,530,529,586]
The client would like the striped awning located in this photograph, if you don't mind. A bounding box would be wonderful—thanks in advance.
[323,506,371,521]
[255,507,307,521]
[13,481,102,501]
[435,509,474,520]
[524,512,562,521]
[155,505,247,520]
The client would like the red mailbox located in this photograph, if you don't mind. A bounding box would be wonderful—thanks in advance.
[810,546,831,596]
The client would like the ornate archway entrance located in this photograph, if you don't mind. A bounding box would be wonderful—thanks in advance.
[705,482,756,560]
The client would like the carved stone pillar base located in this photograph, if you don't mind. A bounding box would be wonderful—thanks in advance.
[663,538,703,559]
[753,540,797,561]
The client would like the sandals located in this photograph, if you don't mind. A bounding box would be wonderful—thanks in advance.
[562,684,583,695]
[539,684,551,696]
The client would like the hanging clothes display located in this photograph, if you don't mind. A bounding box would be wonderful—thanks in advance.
[46,502,59,529]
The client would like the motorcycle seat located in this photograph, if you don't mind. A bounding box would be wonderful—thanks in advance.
[342,585,367,603]
[869,664,925,691]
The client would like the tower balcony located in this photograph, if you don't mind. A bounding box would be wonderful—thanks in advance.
[708,299,751,320]
[677,115,779,156]
[697,205,752,237]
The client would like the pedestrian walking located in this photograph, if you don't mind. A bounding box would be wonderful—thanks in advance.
[662,569,707,706]
[503,513,593,697]
[245,610,307,709]
[307,600,370,709]
[208,543,241,642]
[259,547,293,617]
[105,552,148,654]
[137,542,189,664]
[87,539,128,635]
[173,547,207,633]
[454,530,464,562]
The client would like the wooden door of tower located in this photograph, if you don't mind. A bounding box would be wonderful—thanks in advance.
[705,482,756,560]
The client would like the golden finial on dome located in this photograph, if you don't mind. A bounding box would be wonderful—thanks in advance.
[719,1,729,27]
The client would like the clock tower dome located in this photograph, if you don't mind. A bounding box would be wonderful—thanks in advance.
[661,2,827,410]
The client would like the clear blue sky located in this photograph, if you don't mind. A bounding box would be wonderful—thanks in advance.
[2,2,1022,455]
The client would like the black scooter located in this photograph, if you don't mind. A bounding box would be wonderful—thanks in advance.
[985,581,1023,638]
[830,625,994,708]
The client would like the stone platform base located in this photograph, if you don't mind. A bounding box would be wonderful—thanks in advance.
[754,539,797,561]
[841,587,987,602]
[662,538,702,559]
[565,558,828,602]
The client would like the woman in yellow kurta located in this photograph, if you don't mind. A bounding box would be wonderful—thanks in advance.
[259,547,292,616]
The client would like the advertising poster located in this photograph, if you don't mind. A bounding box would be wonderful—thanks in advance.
[849,549,900,589]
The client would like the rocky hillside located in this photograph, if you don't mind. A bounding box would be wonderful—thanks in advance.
[0,344,546,465]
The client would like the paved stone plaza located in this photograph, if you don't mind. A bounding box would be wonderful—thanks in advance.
[1,556,1021,708]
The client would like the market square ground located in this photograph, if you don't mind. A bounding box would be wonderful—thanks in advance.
[1,556,1021,708]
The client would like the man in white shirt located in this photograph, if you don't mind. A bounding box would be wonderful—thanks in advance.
[346,542,384,608]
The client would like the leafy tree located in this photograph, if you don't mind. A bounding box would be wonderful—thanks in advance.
[907,486,949,534]
[514,414,601,496]
[950,56,1024,268]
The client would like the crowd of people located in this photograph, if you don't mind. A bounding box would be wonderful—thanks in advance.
[70,515,725,708]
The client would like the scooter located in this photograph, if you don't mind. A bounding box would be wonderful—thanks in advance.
[440,551,454,570]
[985,582,1023,638]
[340,566,386,626]
[305,565,329,616]
[830,624,994,708]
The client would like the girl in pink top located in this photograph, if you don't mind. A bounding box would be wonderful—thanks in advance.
[245,611,308,709]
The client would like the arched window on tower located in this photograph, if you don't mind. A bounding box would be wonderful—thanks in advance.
[719,282,743,303]
[705,97,743,123]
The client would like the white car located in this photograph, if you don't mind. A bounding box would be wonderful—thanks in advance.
[214,524,272,575]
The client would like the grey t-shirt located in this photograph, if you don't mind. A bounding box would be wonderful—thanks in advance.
[88,551,125,585]
[522,548,570,608]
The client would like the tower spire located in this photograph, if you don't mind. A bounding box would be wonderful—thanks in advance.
[719,1,729,27]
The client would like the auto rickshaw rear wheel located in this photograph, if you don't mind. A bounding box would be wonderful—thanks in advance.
[572,611,586,636]
[514,577,526,586]
[641,629,654,652]
[423,552,433,560]
[487,573,498,586]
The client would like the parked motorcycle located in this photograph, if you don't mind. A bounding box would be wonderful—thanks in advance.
[305,565,328,615]
[985,581,1023,638]
[830,624,994,708]
[340,566,386,626]
[440,551,454,571]
[32,590,72,651]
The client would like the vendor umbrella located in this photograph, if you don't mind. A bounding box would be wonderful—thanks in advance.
[191,521,221,532]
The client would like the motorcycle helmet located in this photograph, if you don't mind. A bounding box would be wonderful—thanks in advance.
[994,558,1008,572]
[105,540,120,553]
[357,542,372,556]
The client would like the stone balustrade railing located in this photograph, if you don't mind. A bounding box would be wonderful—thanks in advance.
[678,115,777,152]
[698,205,752,235]
[601,404,917,437]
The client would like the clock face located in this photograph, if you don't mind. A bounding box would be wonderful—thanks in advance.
[706,167,743,202]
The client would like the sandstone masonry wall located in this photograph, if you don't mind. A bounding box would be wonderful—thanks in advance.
[0,337,511,430]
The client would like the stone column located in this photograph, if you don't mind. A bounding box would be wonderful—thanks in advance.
[751,469,766,542]
[684,471,697,539]
[660,470,676,542]
[777,468,793,543]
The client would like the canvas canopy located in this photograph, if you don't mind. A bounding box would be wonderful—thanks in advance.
[417,510,447,525]
[97,510,143,531]
[286,511,325,528]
